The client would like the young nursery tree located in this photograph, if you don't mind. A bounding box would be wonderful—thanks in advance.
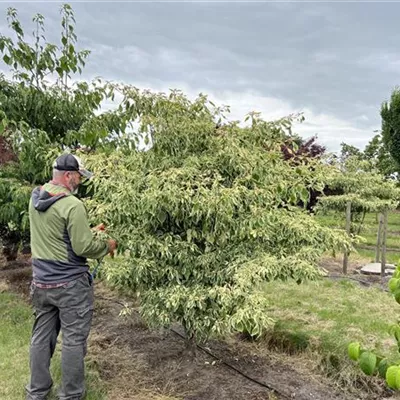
[85,89,350,352]
[316,156,400,273]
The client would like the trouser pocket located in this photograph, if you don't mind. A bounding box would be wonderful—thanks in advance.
[60,305,94,346]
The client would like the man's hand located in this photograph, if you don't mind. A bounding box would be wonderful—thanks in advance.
[107,239,117,258]
[94,223,106,232]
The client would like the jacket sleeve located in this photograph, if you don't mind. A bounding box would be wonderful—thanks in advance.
[67,201,109,259]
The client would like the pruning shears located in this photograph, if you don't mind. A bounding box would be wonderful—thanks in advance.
[91,256,105,280]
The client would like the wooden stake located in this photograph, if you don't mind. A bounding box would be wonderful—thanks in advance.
[375,213,383,263]
[381,210,388,279]
[343,201,352,275]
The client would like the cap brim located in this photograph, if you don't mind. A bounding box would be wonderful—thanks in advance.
[79,169,94,179]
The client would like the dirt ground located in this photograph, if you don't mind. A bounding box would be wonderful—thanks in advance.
[319,254,393,291]
[0,254,393,400]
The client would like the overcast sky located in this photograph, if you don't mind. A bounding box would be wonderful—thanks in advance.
[1,1,399,152]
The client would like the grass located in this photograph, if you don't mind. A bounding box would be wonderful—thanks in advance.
[259,278,400,391]
[0,291,106,400]
[262,279,398,356]
[355,248,398,264]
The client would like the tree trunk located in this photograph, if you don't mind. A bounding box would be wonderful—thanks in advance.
[356,210,367,235]
[375,213,383,263]
[185,334,197,359]
[182,322,197,359]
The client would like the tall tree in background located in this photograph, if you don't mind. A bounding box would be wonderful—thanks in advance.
[364,133,397,178]
[381,88,400,173]
[340,133,397,179]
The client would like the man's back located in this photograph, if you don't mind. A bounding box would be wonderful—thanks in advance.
[26,153,116,400]
[29,182,108,284]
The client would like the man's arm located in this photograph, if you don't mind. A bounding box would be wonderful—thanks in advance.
[67,202,110,259]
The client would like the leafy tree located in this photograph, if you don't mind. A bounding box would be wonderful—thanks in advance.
[340,135,397,179]
[381,88,400,170]
[0,76,102,142]
[0,174,32,260]
[85,89,350,352]
[340,142,362,164]
[0,111,62,260]
[0,4,116,259]
[0,5,89,89]
[280,134,326,211]
[364,133,398,178]
[0,5,115,144]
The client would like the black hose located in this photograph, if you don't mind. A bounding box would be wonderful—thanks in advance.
[97,274,391,399]
[169,326,291,399]
[97,293,290,398]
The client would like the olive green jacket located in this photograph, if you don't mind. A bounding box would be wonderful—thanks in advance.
[29,182,108,283]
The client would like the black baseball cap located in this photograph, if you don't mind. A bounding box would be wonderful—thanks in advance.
[53,154,93,179]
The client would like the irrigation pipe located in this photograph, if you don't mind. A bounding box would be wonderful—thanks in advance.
[95,271,391,399]
[96,293,290,399]
[168,326,291,399]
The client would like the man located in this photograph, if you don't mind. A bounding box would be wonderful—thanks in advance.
[26,154,117,400]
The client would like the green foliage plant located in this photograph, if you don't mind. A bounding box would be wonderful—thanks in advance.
[85,89,351,351]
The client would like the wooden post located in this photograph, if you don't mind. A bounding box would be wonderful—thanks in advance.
[343,201,352,275]
[375,213,383,263]
[381,209,388,278]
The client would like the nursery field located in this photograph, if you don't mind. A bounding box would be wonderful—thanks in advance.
[0,254,398,400]
[2,3,400,399]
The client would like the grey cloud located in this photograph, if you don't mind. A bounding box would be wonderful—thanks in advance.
[1,1,400,150]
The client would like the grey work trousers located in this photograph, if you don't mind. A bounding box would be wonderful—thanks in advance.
[25,273,94,400]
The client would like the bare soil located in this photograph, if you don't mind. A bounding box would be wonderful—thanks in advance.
[319,254,393,291]
[90,283,357,400]
[318,254,367,276]
[0,254,391,400]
